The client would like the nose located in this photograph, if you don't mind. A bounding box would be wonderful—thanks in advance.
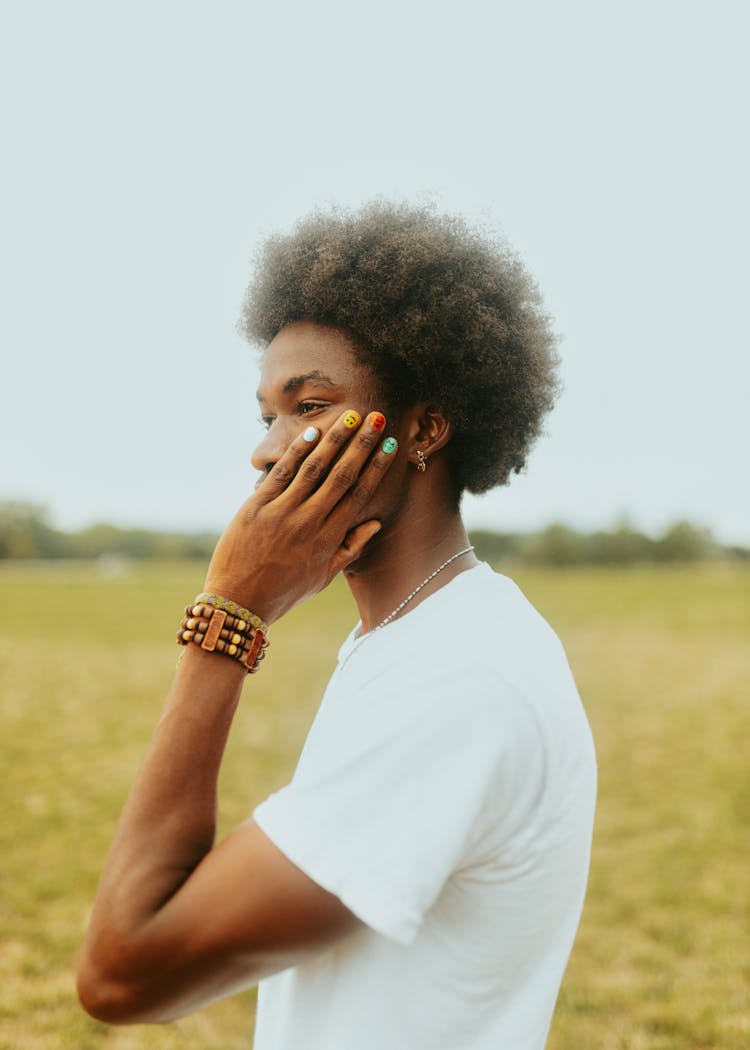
[251,420,294,475]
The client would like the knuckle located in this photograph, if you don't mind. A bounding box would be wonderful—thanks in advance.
[327,430,348,449]
[300,459,324,482]
[331,465,357,490]
[271,462,292,483]
[351,482,372,504]
[356,431,378,451]
[291,520,311,543]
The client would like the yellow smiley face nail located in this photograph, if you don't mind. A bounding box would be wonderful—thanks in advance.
[343,411,360,428]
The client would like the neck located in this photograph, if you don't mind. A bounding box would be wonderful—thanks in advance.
[344,499,478,633]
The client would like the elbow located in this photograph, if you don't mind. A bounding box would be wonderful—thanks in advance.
[77,958,137,1025]
[77,949,162,1025]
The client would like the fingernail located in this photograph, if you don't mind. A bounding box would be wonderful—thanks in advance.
[382,436,398,454]
[303,426,318,442]
[343,411,360,428]
[370,412,386,431]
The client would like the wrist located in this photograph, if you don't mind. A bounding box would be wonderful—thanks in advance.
[176,642,248,687]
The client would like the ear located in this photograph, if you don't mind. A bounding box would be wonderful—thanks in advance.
[403,403,452,468]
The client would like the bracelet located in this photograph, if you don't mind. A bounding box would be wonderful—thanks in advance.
[194,593,268,635]
[177,599,269,674]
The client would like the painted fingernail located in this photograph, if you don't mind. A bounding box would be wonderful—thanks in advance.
[343,410,360,428]
[370,412,386,431]
[382,437,398,454]
[302,426,318,442]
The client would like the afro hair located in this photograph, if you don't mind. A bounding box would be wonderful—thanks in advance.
[240,201,560,496]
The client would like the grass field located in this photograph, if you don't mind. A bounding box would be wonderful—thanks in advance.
[1,560,748,1049]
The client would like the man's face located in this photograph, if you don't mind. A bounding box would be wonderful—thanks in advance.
[253,320,410,539]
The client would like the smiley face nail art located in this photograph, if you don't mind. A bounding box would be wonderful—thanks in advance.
[343,411,360,428]
[370,412,386,431]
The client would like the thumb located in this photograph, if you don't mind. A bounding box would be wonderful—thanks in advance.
[328,520,382,576]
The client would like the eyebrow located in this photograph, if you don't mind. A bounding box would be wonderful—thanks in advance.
[256,370,341,403]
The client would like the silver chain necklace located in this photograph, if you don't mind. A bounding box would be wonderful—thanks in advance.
[373,546,475,631]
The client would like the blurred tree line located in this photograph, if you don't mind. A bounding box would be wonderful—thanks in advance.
[0,502,219,561]
[0,501,747,564]
[470,521,749,565]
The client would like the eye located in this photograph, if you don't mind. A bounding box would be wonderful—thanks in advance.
[257,402,329,431]
[297,401,328,416]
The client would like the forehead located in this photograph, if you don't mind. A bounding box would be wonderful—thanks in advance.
[257,321,375,400]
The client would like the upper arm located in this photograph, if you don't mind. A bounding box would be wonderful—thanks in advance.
[77,820,362,1024]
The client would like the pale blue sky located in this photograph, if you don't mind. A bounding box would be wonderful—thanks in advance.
[2,0,748,542]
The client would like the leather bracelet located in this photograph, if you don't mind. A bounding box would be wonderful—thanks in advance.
[194,593,269,635]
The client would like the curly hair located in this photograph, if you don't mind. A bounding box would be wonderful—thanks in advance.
[240,201,560,496]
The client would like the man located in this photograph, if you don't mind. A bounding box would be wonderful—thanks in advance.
[78,202,597,1049]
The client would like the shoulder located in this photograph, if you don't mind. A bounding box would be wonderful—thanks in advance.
[344,564,570,703]
[330,563,591,780]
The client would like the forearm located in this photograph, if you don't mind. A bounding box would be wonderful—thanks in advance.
[83,646,246,968]
[78,409,394,1023]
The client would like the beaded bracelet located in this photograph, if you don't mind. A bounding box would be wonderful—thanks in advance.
[177,600,268,674]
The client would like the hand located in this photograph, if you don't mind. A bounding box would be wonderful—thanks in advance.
[204,410,397,625]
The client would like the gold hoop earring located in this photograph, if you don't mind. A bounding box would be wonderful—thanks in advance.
[416,450,427,473]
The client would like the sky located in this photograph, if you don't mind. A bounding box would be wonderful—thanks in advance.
[2,0,748,544]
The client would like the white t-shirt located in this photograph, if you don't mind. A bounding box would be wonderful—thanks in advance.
[252,563,596,1050]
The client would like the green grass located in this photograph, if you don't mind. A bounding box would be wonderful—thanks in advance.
[1,561,748,1049]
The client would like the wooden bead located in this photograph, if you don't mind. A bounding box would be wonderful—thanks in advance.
[178,600,268,674]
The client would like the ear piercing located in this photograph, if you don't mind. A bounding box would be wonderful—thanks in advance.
[416,450,427,472]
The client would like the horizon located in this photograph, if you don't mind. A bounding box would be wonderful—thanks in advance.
[1,497,737,548]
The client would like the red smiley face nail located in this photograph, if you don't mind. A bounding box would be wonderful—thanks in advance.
[370,413,386,431]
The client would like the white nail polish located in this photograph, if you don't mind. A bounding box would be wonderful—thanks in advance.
[303,426,318,442]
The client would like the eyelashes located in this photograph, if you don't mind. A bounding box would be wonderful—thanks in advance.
[258,401,329,430]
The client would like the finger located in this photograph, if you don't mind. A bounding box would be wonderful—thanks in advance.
[301,411,389,516]
[328,519,383,577]
[275,407,373,506]
[254,424,322,503]
[326,434,399,530]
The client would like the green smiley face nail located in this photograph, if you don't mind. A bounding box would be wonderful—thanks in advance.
[382,437,398,454]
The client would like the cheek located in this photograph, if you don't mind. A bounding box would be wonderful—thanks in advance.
[364,456,410,521]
